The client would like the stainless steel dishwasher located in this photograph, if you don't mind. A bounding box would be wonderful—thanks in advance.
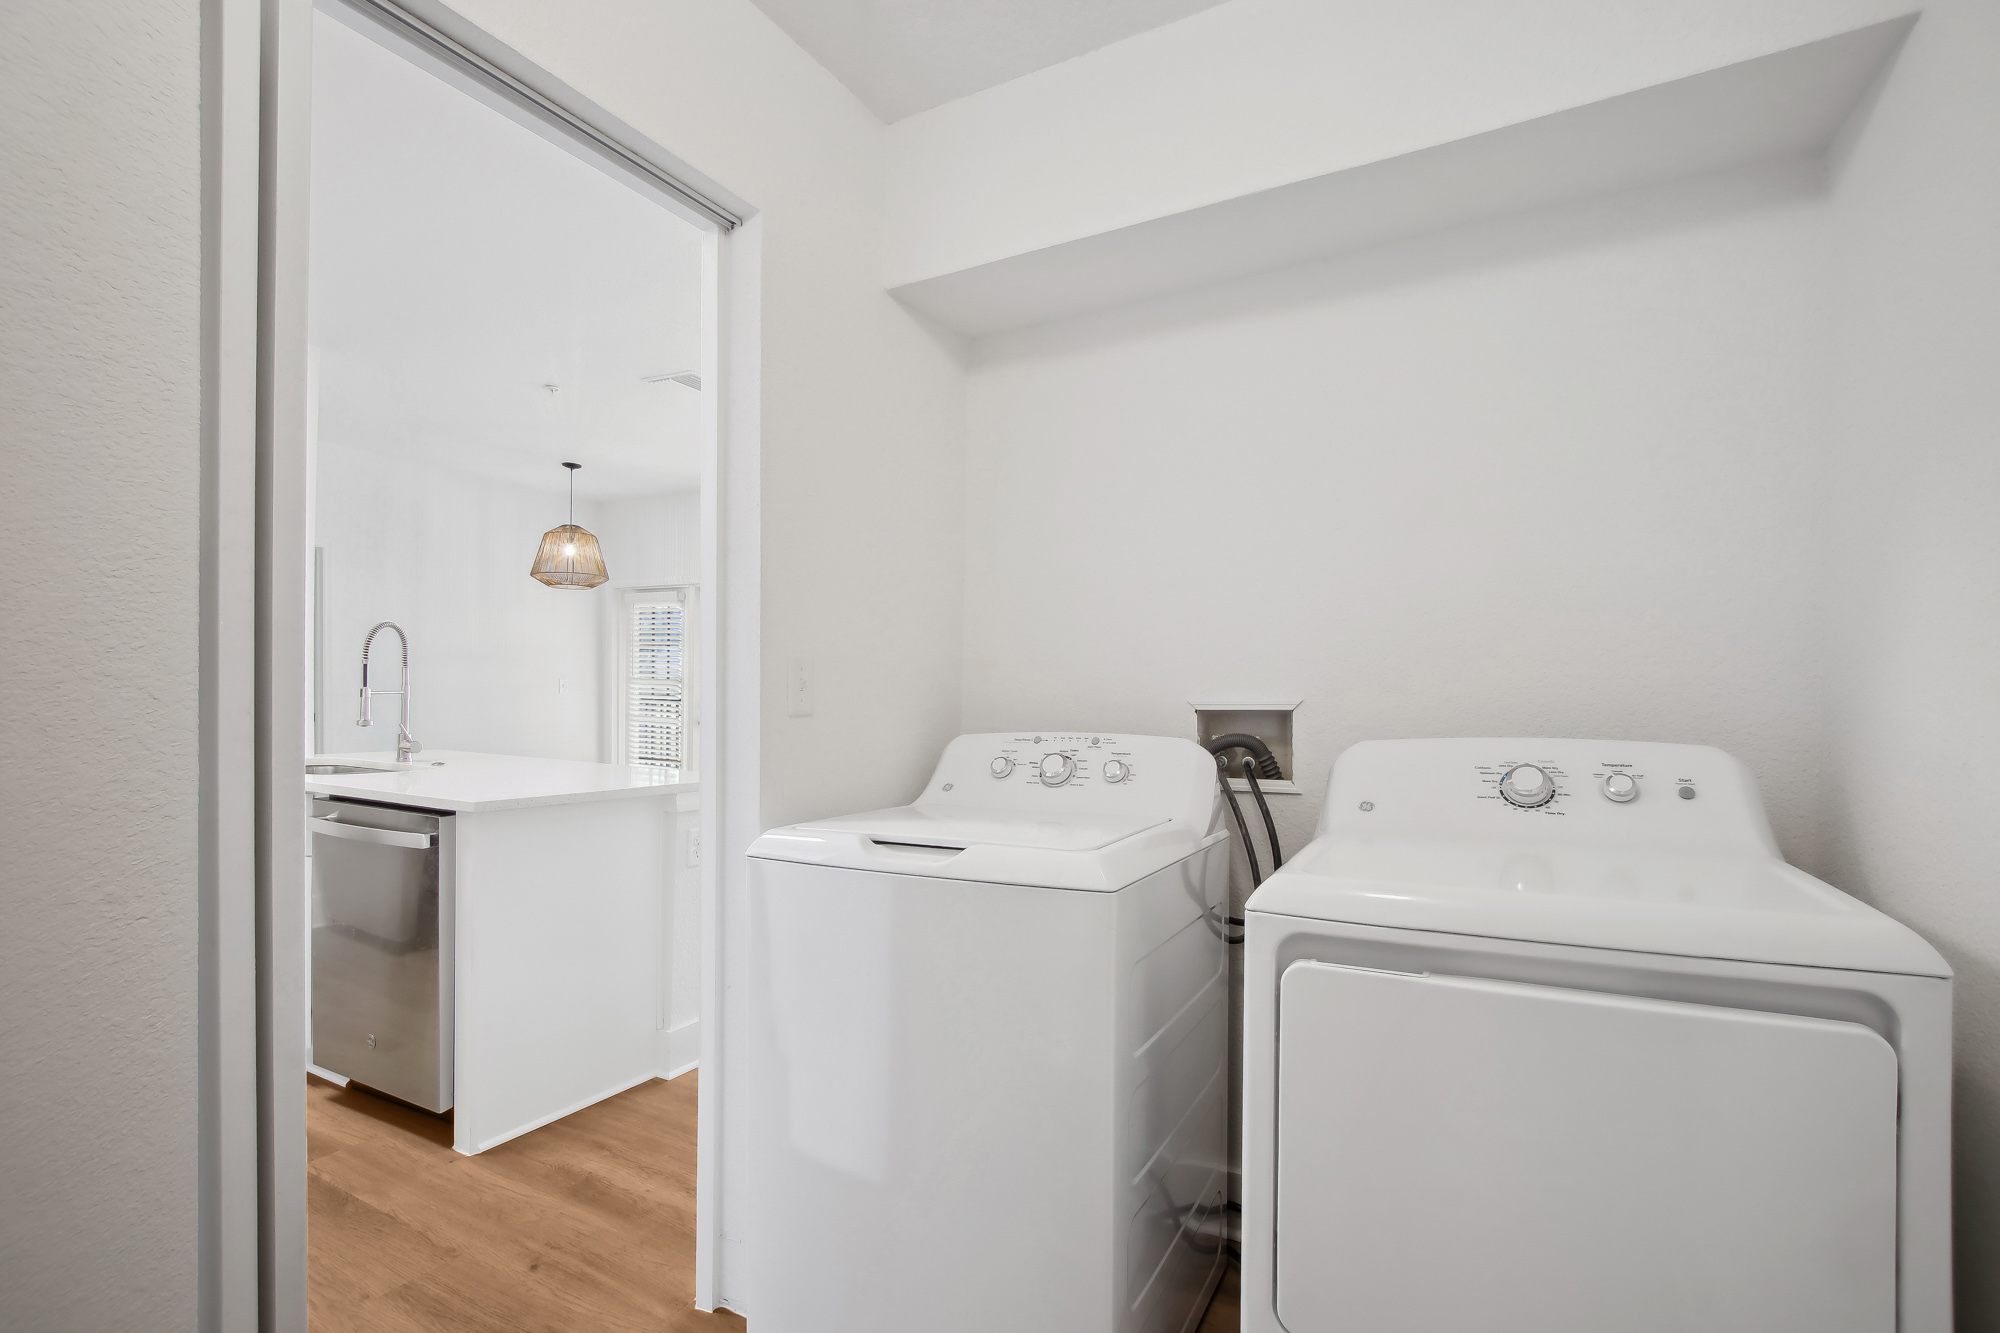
[309,796,454,1112]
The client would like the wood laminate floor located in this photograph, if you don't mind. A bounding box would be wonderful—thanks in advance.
[1197,1261,1240,1332]
[309,1069,1241,1331]
[307,1072,742,1332]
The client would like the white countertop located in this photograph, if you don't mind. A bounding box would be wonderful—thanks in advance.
[305,749,698,813]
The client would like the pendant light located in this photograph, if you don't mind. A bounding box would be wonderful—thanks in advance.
[530,461,609,589]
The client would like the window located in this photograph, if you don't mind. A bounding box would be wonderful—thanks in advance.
[620,586,692,770]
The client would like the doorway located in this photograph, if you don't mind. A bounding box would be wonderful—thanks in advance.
[269,0,740,1325]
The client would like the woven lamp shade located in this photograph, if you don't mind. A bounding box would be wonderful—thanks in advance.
[530,523,609,589]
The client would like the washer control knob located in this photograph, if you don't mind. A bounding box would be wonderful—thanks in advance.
[1038,753,1076,787]
[1102,759,1130,784]
[989,756,1015,779]
[1499,764,1555,808]
[1601,772,1639,803]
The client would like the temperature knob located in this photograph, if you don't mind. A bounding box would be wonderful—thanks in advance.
[989,756,1015,779]
[1499,764,1555,808]
[1601,772,1639,803]
[1102,759,1130,784]
[1038,753,1076,787]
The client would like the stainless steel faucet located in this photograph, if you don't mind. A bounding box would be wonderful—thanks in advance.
[358,621,421,762]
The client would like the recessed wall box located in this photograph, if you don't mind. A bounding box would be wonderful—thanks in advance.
[1191,700,1302,795]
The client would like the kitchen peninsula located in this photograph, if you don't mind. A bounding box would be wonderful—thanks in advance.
[306,750,699,1154]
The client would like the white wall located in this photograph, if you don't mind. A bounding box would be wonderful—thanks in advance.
[1824,2,2000,1321]
[316,449,609,761]
[965,161,1838,868]
[598,489,702,589]
[883,0,1911,287]
[315,442,701,764]
[0,1,202,1327]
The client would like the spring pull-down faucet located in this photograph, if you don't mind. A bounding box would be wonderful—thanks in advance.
[358,621,421,763]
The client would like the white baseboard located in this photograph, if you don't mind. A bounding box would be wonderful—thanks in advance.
[325,1022,703,1151]
[664,1018,700,1079]
[465,1067,663,1155]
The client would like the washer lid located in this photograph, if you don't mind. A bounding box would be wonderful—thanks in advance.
[748,731,1226,892]
[1247,838,1950,977]
[749,804,1206,892]
[794,805,1167,852]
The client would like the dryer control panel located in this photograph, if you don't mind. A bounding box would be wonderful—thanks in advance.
[1318,738,1780,856]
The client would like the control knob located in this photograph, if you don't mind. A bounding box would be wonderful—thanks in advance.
[989,756,1015,779]
[1499,764,1556,808]
[1038,753,1076,787]
[1601,772,1639,803]
[1102,759,1130,784]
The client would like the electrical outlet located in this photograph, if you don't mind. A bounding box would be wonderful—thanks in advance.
[558,676,569,695]
[686,827,702,868]
[788,657,814,717]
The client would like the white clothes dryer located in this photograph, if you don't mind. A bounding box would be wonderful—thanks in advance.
[1240,738,1951,1333]
[748,732,1233,1333]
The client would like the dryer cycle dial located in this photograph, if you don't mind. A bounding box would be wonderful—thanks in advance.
[1038,753,1077,787]
[1499,764,1556,808]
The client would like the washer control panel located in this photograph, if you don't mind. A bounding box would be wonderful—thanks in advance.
[917,733,1222,835]
[1037,752,1077,787]
[1602,772,1639,803]
[976,733,1143,791]
[1498,764,1556,807]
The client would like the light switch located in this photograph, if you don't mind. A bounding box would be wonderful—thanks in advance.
[788,657,814,717]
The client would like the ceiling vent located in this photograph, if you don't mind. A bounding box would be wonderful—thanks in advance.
[642,370,702,390]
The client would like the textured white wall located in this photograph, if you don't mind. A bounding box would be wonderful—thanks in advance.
[884,0,1912,286]
[0,2,202,1328]
[317,452,605,761]
[313,447,698,764]
[1823,2,2000,1322]
[598,489,702,588]
[965,161,1837,870]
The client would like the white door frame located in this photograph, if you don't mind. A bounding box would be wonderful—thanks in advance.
[199,0,266,1328]
[215,2,761,1324]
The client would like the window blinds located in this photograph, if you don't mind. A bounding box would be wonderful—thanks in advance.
[627,597,686,768]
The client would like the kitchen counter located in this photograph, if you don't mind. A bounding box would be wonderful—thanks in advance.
[307,747,703,1154]
[305,749,697,813]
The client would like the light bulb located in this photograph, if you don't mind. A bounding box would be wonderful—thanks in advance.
[565,543,577,557]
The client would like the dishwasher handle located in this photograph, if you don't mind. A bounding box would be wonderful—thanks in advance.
[311,814,436,849]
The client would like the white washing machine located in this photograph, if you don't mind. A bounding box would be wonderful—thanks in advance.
[1240,738,1952,1333]
[748,732,1233,1333]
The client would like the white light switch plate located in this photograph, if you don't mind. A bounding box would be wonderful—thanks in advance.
[788,657,814,717]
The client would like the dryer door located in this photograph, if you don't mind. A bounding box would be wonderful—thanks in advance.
[1274,960,1897,1333]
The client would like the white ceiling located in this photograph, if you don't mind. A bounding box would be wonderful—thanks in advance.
[748,0,1236,121]
[309,11,705,500]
